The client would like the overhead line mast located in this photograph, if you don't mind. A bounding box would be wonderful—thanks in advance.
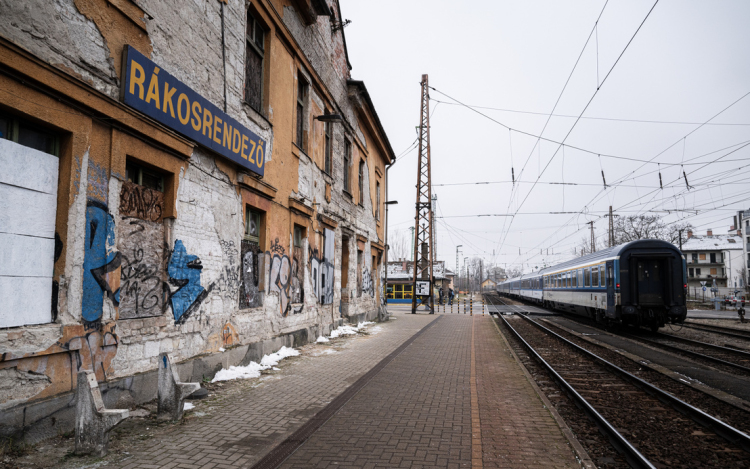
[411,75,435,314]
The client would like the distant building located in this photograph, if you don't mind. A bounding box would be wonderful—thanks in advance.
[386,259,453,303]
[481,278,497,291]
[735,209,750,290]
[682,229,744,292]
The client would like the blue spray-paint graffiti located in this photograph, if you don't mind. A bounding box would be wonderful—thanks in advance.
[82,200,121,323]
[167,240,210,324]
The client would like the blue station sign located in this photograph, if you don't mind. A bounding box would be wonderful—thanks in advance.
[121,45,265,176]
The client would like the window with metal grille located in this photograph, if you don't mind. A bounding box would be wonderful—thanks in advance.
[296,76,307,149]
[245,12,265,113]
[324,120,332,174]
[358,160,364,205]
[343,139,351,193]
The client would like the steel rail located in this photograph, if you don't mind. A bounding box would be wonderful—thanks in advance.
[499,314,656,469]
[681,323,750,341]
[624,333,750,374]
[515,313,750,454]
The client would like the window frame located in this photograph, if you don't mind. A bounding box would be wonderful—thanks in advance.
[244,206,264,245]
[0,111,60,156]
[343,139,351,193]
[245,11,266,114]
[296,75,308,150]
[126,160,165,193]
[324,120,332,175]
[376,180,381,221]
[358,159,364,206]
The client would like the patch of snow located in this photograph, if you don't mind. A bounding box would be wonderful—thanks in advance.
[316,336,330,343]
[327,321,375,339]
[368,326,383,335]
[260,346,300,367]
[212,361,264,382]
[272,367,280,371]
[212,346,299,382]
[183,402,195,411]
[219,347,226,352]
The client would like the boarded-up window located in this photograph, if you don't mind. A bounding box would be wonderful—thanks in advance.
[0,138,58,327]
[118,171,166,319]
[699,253,706,260]
[245,12,265,113]
[710,268,717,275]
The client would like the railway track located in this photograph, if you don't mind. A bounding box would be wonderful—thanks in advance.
[485,294,750,468]
[625,330,750,375]
[682,322,750,341]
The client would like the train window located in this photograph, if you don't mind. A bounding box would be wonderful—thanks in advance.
[572,270,577,287]
[585,268,591,287]
[592,267,599,287]
[578,269,583,286]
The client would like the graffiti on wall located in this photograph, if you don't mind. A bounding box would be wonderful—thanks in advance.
[362,266,374,298]
[310,228,335,305]
[239,240,263,308]
[118,218,164,319]
[214,240,241,302]
[167,240,210,324]
[119,181,163,222]
[267,238,293,316]
[82,200,121,323]
[0,322,119,405]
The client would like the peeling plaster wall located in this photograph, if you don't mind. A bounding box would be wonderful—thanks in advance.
[0,0,389,441]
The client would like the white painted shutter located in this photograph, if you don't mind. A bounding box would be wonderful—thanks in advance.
[0,139,59,327]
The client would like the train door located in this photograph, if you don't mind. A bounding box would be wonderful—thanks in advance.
[606,261,615,315]
[636,259,665,305]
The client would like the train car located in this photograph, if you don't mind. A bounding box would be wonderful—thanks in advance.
[497,239,687,330]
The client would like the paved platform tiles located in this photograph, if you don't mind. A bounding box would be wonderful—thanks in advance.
[281,314,580,468]
[109,313,435,469]
[111,311,581,469]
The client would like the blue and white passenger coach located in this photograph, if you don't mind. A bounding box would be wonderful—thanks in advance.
[498,239,687,330]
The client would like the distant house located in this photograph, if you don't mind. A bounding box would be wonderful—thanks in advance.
[682,229,744,292]
[481,278,497,291]
[386,259,453,303]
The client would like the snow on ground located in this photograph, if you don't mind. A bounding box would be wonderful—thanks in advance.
[212,346,299,383]
[316,336,330,343]
[328,321,375,339]
[183,402,195,411]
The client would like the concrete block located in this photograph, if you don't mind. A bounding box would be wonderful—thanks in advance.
[74,371,128,456]
[157,353,200,421]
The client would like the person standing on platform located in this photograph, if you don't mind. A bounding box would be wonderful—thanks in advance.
[439,287,444,305]
[448,288,454,306]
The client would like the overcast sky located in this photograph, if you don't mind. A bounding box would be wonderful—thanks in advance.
[342,0,750,274]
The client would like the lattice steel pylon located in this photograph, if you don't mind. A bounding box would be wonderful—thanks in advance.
[411,75,435,314]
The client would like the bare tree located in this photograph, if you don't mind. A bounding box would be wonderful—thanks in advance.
[388,228,411,261]
[573,235,600,257]
[613,215,693,247]
[506,266,524,279]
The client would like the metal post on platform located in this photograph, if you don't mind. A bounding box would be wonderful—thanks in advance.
[470,298,473,316]
[482,297,485,315]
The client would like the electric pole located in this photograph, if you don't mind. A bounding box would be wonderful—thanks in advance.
[604,206,619,247]
[456,245,462,294]
[411,75,435,314]
[588,221,596,253]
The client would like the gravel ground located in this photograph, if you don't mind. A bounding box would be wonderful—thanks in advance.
[504,315,750,468]
[497,316,629,469]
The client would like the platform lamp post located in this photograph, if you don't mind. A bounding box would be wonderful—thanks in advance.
[384,200,398,306]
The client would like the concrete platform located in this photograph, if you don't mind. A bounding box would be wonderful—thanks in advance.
[88,310,582,469]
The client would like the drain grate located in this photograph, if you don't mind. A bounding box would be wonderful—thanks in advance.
[250,316,441,469]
